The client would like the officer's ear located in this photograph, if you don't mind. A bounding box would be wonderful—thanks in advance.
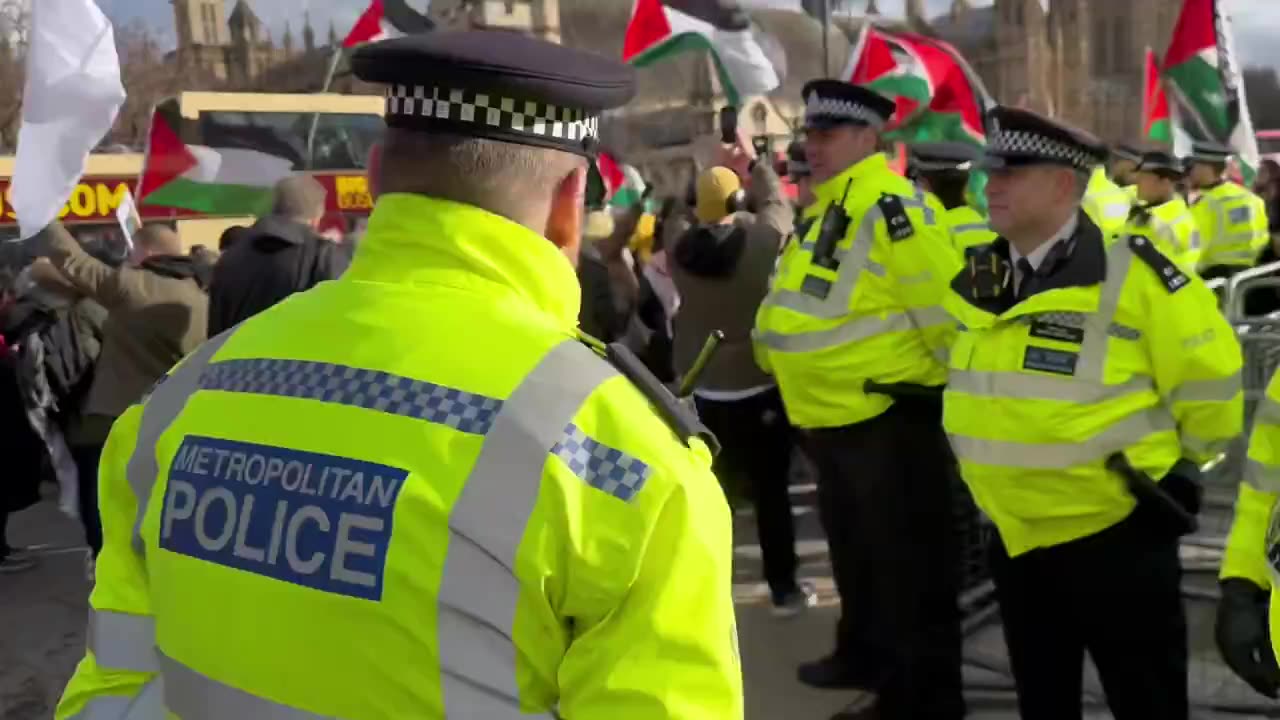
[546,163,588,268]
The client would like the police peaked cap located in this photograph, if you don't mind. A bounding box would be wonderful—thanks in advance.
[1111,143,1143,164]
[352,30,636,156]
[1187,140,1233,164]
[801,79,896,130]
[1136,150,1183,178]
[981,106,1108,172]
[909,141,981,173]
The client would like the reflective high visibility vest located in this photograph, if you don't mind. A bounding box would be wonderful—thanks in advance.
[944,204,997,258]
[754,153,960,429]
[1124,195,1203,270]
[1082,167,1132,240]
[1194,181,1270,270]
[1222,369,1280,659]
[943,211,1242,556]
[56,194,743,720]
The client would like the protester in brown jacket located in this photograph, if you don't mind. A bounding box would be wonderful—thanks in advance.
[30,222,208,560]
[670,132,813,615]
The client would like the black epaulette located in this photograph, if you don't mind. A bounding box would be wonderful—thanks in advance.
[580,337,721,456]
[1128,204,1151,225]
[877,193,915,241]
[1127,235,1190,294]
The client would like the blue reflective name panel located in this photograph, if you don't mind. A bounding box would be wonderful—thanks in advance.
[159,435,409,601]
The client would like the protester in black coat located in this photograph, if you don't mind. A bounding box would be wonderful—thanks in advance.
[207,176,350,335]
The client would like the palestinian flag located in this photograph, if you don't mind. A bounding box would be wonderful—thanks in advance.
[623,0,779,106]
[343,0,433,48]
[1162,0,1259,180]
[844,27,989,144]
[844,25,992,207]
[137,104,294,215]
[1143,47,1172,142]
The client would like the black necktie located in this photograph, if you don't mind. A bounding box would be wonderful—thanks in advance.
[1015,258,1036,301]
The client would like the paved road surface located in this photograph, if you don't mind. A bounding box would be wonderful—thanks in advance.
[2,481,1278,720]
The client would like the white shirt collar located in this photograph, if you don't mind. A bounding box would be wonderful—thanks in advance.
[1009,212,1079,271]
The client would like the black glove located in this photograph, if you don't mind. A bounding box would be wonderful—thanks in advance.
[1217,578,1280,698]
[1161,459,1203,516]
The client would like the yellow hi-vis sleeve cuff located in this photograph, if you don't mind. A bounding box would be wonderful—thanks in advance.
[1221,482,1276,589]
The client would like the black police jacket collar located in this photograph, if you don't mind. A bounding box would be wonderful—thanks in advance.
[951,209,1107,317]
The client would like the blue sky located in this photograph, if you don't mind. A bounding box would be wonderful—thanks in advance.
[97,0,1280,69]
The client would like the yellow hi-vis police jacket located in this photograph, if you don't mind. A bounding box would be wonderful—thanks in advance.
[1082,167,1132,240]
[945,204,997,259]
[753,152,961,429]
[1124,195,1203,270]
[56,194,743,720]
[1223,369,1280,653]
[1194,181,1270,270]
[943,211,1242,556]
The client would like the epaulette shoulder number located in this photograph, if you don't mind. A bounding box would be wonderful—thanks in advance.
[1127,235,1190,294]
[877,193,916,241]
[581,337,721,456]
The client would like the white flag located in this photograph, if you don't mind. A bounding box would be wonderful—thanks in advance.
[11,0,126,239]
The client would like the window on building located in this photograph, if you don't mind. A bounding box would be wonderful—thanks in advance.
[1093,19,1107,70]
[1014,1,1023,25]
[201,5,215,45]
[1113,21,1127,74]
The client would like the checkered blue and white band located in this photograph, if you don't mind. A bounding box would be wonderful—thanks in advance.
[386,84,600,148]
[988,129,1097,170]
[804,94,885,128]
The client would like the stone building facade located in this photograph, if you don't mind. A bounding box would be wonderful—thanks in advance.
[171,0,337,89]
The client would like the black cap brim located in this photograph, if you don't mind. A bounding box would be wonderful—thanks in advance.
[980,152,1081,171]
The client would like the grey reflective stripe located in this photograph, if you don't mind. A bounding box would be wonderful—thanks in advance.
[1256,396,1280,427]
[1103,201,1130,219]
[88,610,158,673]
[949,406,1176,469]
[952,222,989,234]
[1246,459,1280,493]
[1182,431,1231,458]
[761,206,882,319]
[161,652,323,720]
[755,310,916,353]
[1075,239,1132,383]
[439,339,615,718]
[948,370,1153,403]
[1168,372,1242,405]
[900,191,937,225]
[797,241,848,262]
[907,305,954,331]
[67,678,164,720]
[126,330,238,555]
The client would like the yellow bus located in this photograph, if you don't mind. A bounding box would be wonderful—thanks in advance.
[149,91,385,248]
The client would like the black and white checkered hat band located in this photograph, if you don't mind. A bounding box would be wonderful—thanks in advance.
[386,85,599,147]
[805,95,883,127]
[988,129,1096,170]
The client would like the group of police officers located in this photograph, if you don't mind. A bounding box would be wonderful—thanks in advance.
[45,26,1280,720]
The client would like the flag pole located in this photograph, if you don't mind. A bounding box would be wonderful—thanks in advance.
[305,46,345,169]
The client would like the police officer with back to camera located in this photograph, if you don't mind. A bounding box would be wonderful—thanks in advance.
[1125,149,1203,269]
[908,141,997,258]
[56,31,745,720]
[754,79,964,720]
[1187,140,1271,279]
[943,106,1243,720]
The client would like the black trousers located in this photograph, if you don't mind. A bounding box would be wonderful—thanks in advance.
[0,509,9,558]
[990,511,1188,720]
[801,401,964,720]
[696,388,799,598]
[72,442,104,556]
